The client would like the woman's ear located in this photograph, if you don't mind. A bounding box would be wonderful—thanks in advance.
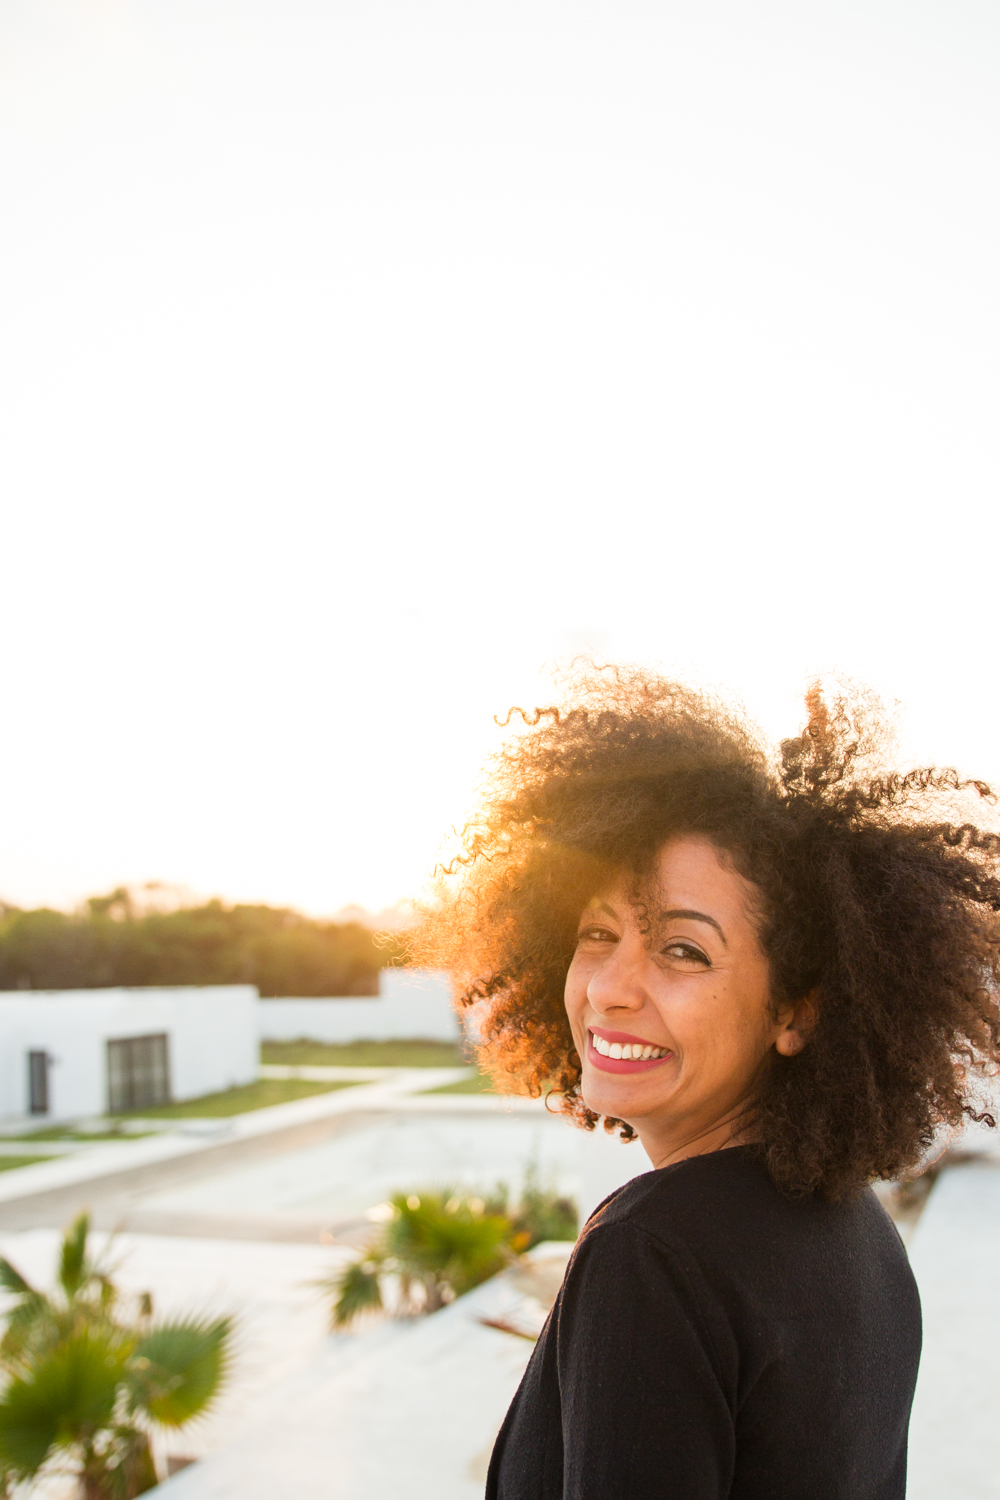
[774,990,819,1058]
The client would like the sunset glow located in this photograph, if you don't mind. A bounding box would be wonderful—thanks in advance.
[2,0,998,915]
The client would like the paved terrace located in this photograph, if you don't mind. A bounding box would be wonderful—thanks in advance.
[0,1068,577,1242]
[1,1081,997,1497]
[151,1243,573,1500]
[127,1146,1000,1500]
[905,1138,1000,1500]
[0,1067,583,1490]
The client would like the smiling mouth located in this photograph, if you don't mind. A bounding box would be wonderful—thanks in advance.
[591,1032,668,1061]
[587,1028,673,1072]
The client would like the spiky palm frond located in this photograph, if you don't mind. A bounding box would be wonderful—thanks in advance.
[0,1218,124,1375]
[128,1317,232,1427]
[0,1252,58,1371]
[58,1213,91,1300]
[323,1189,519,1329]
[384,1190,513,1295]
[0,1294,55,1369]
[53,1213,120,1319]
[0,1328,130,1480]
[0,1259,36,1299]
[326,1257,385,1329]
[0,1214,233,1497]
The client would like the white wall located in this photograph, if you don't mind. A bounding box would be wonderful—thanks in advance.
[577,1125,650,1225]
[258,969,459,1044]
[0,987,258,1121]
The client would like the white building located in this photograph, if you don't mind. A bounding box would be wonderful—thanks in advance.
[0,986,258,1124]
[258,969,460,1045]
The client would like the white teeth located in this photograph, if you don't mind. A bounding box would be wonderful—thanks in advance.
[591,1033,668,1061]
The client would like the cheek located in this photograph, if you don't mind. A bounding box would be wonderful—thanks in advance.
[563,956,588,1017]
[665,977,771,1067]
[704,979,775,1071]
[671,996,733,1064]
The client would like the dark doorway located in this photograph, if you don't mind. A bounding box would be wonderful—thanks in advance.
[27,1051,50,1114]
[106,1034,171,1114]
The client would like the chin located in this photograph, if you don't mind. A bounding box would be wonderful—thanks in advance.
[580,1071,651,1121]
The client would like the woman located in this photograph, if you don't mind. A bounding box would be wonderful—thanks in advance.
[421,668,1000,1500]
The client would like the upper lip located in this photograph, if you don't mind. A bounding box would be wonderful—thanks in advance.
[589,1025,671,1050]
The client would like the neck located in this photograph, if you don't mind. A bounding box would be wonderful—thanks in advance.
[634,1100,752,1172]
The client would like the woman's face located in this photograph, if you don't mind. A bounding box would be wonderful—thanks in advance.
[564,836,797,1160]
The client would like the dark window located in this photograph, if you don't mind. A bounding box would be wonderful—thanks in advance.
[107,1034,171,1114]
[28,1051,49,1114]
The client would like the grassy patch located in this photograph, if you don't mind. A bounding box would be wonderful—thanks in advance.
[422,1067,498,1096]
[0,1155,50,1173]
[261,1039,467,1068]
[112,1077,360,1120]
[0,1126,156,1143]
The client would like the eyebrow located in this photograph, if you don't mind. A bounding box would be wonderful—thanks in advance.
[660,908,728,946]
[592,901,728,946]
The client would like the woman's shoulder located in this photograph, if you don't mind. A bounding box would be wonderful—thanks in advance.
[584,1145,786,1230]
[580,1145,908,1282]
[559,1146,918,1392]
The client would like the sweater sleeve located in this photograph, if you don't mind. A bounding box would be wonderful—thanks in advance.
[554,1220,737,1500]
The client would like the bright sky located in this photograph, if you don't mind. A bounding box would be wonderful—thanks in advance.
[2,0,999,916]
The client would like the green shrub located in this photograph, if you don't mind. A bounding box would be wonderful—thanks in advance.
[322,1171,578,1331]
[486,1162,578,1247]
[0,1213,232,1498]
[323,1190,518,1328]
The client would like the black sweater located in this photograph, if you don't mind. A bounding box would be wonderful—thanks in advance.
[487,1147,921,1500]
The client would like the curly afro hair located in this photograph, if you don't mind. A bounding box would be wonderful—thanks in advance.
[416,666,1000,1199]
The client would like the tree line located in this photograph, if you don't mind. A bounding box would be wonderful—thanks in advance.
[0,889,405,996]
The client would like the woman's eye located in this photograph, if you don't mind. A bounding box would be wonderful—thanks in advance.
[577,925,617,944]
[660,942,710,966]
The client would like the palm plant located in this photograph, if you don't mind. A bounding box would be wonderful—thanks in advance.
[485,1162,578,1248]
[0,1213,231,1499]
[326,1190,517,1328]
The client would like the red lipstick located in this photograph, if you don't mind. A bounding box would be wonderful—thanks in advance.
[587,1025,673,1074]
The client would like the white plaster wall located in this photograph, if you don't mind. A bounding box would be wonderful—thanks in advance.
[0,987,258,1120]
[258,969,459,1043]
[577,1123,650,1224]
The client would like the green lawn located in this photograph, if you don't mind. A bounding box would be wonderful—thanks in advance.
[0,1155,50,1173]
[112,1077,360,1120]
[261,1039,468,1068]
[0,1126,156,1143]
[422,1067,498,1095]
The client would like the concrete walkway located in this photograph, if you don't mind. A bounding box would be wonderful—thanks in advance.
[0,1068,472,1211]
[11,1085,996,1498]
[138,1151,1000,1500]
[151,1243,573,1500]
[0,1228,353,1487]
[906,1144,1000,1500]
[0,1070,568,1245]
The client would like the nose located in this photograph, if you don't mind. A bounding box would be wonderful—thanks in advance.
[586,937,648,1016]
